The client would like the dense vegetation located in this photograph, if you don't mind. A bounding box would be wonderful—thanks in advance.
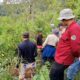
[0,0,80,79]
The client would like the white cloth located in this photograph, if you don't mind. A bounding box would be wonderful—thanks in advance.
[42,34,59,48]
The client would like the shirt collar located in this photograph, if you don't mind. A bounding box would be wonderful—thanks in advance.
[24,39,29,42]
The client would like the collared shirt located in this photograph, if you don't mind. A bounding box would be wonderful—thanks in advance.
[42,34,59,48]
[55,21,80,65]
[18,40,37,63]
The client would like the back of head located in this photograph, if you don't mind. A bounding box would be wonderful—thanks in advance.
[52,28,59,36]
[58,23,65,30]
[23,32,29,38]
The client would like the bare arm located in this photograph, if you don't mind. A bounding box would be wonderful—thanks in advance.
[42,36,48,48]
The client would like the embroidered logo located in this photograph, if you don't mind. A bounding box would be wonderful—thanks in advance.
[71,35,76,40]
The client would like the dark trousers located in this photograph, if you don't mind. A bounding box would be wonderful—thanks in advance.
[49,61,68,80]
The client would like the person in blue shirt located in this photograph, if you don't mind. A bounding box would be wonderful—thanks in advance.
[17,32,37,80]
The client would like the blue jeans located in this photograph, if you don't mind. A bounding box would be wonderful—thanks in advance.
[67,61,80,80]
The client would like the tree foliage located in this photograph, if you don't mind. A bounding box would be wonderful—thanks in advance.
[0,0,80,79]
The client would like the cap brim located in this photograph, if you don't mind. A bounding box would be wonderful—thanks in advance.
[58,15,75,20]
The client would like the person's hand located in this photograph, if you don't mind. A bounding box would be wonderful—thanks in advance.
[79,57,80,61]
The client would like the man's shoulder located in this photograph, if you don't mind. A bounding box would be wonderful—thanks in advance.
[47,34,53,37]
[48,34,57,38]
[29,41,36,46]
[18,41,36,47]
[18,42,25,48]
[69,22,80,31]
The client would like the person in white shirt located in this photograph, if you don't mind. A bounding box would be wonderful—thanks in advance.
[42,29,59,64]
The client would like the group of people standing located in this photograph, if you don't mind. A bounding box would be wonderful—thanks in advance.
[16,8,80,80]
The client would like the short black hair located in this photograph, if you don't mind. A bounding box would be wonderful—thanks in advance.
[22,32,29,38]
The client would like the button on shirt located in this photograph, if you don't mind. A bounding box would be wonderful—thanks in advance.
[55,21,80,65]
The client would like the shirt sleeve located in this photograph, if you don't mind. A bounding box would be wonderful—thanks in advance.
[34,44,37,57]
[16,46,22,65]
[15,46,22,58]
[70,28,80,56]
